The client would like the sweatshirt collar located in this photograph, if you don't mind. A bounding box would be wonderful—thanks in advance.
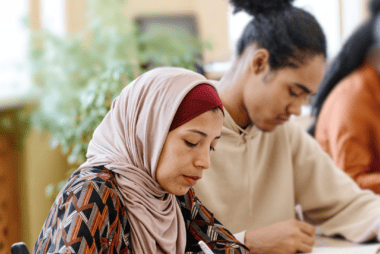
[223,109,260,140]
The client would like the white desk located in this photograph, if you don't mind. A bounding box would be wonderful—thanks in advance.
[306,235,380,253]
[314,235,360,248]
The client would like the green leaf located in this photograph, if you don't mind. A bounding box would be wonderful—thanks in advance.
[57,180,67,192]
[45,184,55,197]
[29,0,211,195]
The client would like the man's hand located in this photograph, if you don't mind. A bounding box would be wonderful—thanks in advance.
[244,219,316,254]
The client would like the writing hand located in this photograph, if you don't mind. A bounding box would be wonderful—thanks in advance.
[244,219,315,254]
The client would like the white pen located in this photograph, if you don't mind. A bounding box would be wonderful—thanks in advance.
[198,240,214,254]
[295,204,304,221]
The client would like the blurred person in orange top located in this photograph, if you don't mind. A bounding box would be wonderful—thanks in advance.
[310,0,380,194]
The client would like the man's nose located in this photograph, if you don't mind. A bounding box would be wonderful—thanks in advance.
[287,102,302,116]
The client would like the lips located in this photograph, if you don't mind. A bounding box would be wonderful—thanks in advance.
[275,116,289,124]
[183,175,201,186]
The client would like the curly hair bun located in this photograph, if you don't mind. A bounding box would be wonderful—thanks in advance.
[230,0,295,16]
[369,0,380,14]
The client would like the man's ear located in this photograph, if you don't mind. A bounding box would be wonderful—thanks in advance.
[250,49,270,75]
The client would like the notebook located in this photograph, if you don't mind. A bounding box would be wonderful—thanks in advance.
[304,233,380,254]
[308,244,380,253]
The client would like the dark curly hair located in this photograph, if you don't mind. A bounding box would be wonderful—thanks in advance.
[231,0,327,70]
[308,0,380,136]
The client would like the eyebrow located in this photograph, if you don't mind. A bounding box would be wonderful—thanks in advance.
[189,129,221,139]
[293,83,315,95]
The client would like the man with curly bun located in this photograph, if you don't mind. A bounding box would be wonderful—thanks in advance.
[194,0,380,253]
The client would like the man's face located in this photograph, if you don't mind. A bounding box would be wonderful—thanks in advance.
[243,55,326,132]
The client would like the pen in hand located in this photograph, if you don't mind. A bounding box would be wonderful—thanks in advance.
[198,240,214,254]
[295,204,304,221]
[295,204,307,254]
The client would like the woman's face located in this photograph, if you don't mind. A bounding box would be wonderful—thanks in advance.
[156,108,224,196]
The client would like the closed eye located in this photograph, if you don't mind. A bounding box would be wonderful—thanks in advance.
[185,140,197,147]
[288,88,301,97]
[210,146,215,152]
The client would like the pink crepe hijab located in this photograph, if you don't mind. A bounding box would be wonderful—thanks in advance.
[80,67,220,253]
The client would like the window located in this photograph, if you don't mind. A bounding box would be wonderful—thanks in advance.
[227,0,353,59]
[0,0,66,106]
[0,0,30,103]
[40,0,66,36]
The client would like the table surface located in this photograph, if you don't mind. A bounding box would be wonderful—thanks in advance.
[307,235,380,253]
[314,235,361,248]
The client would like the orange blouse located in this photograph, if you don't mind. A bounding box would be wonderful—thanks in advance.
[316,63,380,193]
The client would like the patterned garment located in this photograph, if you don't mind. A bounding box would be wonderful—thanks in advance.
[33,167,249,254]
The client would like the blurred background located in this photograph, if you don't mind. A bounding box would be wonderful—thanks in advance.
[0,0,372,251]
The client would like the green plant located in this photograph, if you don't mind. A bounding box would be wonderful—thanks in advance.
[0,108,31,150]
[30,0,210,198]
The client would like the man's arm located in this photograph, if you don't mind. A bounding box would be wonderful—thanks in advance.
[238,220,315,254]
[290,122,380,243]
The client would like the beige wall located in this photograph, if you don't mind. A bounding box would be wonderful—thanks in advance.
[21,131,69,249]
[65,0,231,63]
[126,0,230,62]
[66,0,87,33]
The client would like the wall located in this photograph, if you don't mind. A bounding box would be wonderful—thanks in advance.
[0,109,21,253]
[66,0,231,63]
[21,131,69,249]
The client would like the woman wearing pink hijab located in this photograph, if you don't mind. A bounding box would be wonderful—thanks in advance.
[32,67,249,254]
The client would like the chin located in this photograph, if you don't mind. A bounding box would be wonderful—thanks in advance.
[171,187,190,196]
[252,118,277,132]
[256,123,278,132]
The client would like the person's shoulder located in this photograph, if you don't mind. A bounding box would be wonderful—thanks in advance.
[39,166,130,254]
[323,64,378,120]
[66,166,125,204]
[69,166,116,186]
[273,120,312,145]
[335,64,376,101]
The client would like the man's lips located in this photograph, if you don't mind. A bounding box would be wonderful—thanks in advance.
[183,175,201,186]
[275,116,289,124]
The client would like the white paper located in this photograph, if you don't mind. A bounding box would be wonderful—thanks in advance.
[309,244,380,254]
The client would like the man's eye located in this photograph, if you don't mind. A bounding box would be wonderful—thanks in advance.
[185,141,197,147]
[289,88,300,97]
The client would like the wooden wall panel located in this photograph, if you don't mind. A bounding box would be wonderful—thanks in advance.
[0,114,21,254]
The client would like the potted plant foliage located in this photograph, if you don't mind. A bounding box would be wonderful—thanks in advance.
[30,0,210,197]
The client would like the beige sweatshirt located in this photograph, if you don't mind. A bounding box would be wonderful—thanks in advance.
[194,109,380,243]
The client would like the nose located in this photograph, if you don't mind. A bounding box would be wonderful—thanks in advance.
[288,104,302,116]
[194,149,211,170]
[287,98,306,117]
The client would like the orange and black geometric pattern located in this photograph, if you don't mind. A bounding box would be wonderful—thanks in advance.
[33,167,249,254]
